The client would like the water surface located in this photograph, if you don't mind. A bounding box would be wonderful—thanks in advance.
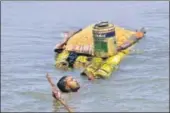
[1,1,169,112]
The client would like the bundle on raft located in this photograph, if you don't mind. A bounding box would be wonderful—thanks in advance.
[54,21,146,79]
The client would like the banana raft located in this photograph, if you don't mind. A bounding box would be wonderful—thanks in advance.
[54,22,146,79]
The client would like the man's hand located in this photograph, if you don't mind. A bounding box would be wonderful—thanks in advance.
[52,87,61,100]
[87,72,95,81]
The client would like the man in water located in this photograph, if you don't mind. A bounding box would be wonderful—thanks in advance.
[49,75,80,99]
[47,74,80,112]
[56,76,80,93]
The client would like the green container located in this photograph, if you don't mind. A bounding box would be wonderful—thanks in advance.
[93,22,117,58]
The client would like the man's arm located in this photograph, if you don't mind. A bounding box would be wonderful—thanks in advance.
[46,73,73,112]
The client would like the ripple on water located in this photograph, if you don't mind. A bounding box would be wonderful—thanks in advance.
[1,1,169,112]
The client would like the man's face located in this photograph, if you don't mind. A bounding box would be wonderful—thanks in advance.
[65,76,80,92]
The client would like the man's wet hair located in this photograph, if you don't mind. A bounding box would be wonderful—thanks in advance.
[57,76,80,93]
[57,76,69,92]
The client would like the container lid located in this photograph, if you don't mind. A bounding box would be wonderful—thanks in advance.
[95,21,109,28]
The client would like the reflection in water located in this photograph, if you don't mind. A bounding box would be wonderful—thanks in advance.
[52,99,62,112]
[52,93,73,112]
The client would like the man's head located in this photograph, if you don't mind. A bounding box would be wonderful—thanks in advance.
[57,76,80,93]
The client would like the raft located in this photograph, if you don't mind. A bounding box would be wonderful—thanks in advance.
[54,22,146,79]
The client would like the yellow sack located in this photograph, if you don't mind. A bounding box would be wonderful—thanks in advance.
[115,26,136,47]
[94,45,135,78]
[65,23,136,56]
[55,50,70,69]
[65,24,94,55]
[81,57,103,76]
[74,56,90,68]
